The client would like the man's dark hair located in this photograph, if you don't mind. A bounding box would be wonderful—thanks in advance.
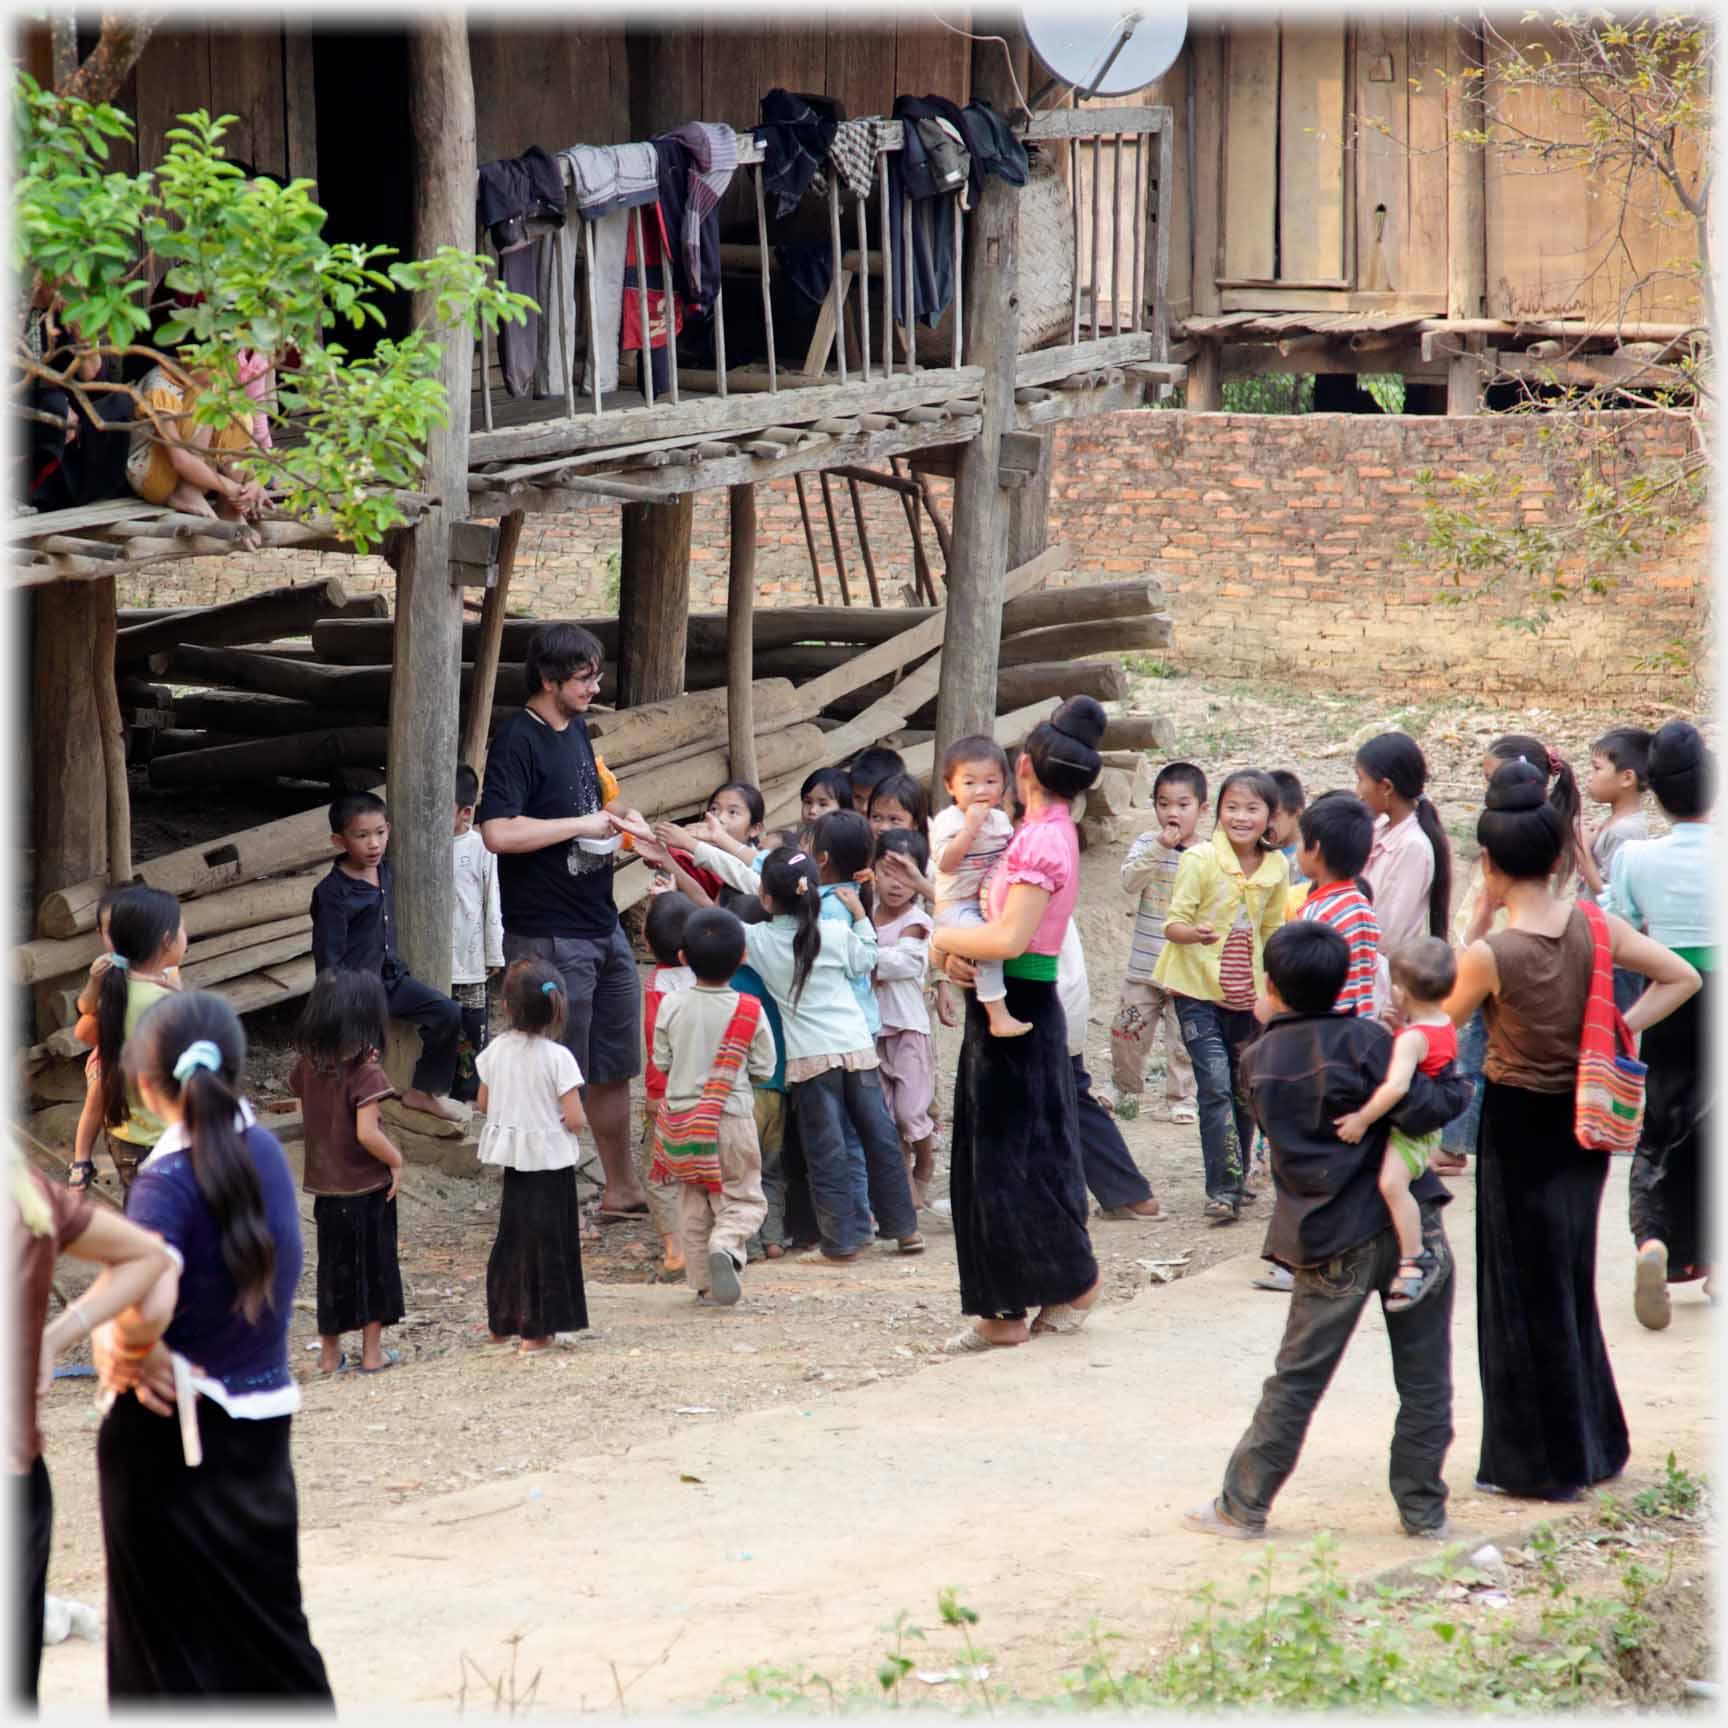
[1298,791,1373,883]
[329,790,387,836]
[454,763,480,808]
[1264,921,1350,1016]
[644,891,696,969]
[1269,769,1305,815]
[681,907,748,985]
[1153,761,1208,805]
[524,621,605,695]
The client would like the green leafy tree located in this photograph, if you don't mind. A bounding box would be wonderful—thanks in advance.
[1413,11,1711,657]
[13,76,532,551]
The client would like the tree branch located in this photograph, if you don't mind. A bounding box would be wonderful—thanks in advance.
[61,11,160,106]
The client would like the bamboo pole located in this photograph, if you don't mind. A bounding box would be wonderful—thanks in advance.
[1090,132,1103,340]
[477,216,495,432]
[753,166,777,393]
[1069,138,1081,345]
[713,280,728,396]
[878,155,893,379]
[951,193,964,368]
[459,509,525,777]
[792,473,826,603]
[632,204,654,408]
[828,177,847,385]
[91,578,131,883]
[1130,134,1144,335]
[855,192,871,380]
[583,218,603,415]
[1111,135,1123,335]
[555,225,576,418]
[845,476,883,606]
[818,471,853,605]
[903,191,917,374]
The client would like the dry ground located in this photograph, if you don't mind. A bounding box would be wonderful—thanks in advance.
[28,672,1713,1710]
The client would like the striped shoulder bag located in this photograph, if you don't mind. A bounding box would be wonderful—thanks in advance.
[649,995,763,1192]
[1574,898,1647,1151]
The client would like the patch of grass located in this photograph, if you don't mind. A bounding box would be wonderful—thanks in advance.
[1121,654,1180,679]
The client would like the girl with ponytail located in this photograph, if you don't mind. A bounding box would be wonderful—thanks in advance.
[68,886,186,1196]
[1446,760,1698,1500]
[1355,733,1452,950]
[93,989,331,1701]
[733,847,922,1262]
[1484,731,1584,887]
[932,697,1108,1352]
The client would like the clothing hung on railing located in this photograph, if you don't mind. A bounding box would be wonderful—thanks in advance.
[755,89,841,220]
[813,118,892,202]
[561,142,659,221]
[663,122,737,318]
[888,96,970,332]
[478,147,569,398]
[621,202,684,398]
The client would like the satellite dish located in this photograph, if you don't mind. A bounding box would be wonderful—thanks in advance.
[1021,5,1189,99]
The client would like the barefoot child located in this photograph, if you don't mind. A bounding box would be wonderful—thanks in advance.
[71,888,188,1199]
[650,908,776,1305]
[290,969,406,1374]
[311,791,464,1123]
[477,961,589,1354]
[1109,761,1205,1120]
[1184,922,1468,1542]
[871,828,937,1207]
[1335,938,1466,1312]
[639,892,698,1278]
[451,764,504,1104]
[930,736,1026,1038]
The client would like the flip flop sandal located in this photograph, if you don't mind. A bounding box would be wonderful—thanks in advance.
[941,1327,1018,1354]
[1030,1303,1093,1335]
[1251,1267,1295,1292]
[597,1205,651,1224]
[358,1349,401,1375]
[66,1159,96,1192]
[1098,1204,1161,1221]
[318,1353,351,1376]
[896,1233,926,1255]
[1182,1497,1265,1541]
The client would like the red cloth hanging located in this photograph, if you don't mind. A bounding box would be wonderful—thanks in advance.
[620,203,685,355]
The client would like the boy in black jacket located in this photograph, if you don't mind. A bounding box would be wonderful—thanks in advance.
[311,791,464,1123]
[1184,922,1471,1543]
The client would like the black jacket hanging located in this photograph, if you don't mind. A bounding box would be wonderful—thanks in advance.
[755,89,841,220]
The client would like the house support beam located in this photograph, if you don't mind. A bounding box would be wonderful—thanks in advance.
[618,495,694,706]
[726,486,759,786]
[31,584,108,922]
[387,16,476,995]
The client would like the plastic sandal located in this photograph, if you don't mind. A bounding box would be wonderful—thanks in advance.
[358,1348,401,1374]
[941,1326,1017,1354]
[1385,1251,1439,1313]
[1182,1497,1264,1540]
[1030,1302,1093,1336]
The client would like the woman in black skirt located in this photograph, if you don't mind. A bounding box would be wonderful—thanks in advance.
[931,699,1107,1353]
[1445,762,1698,1500]
[94,990,331,1701]
[477,960,590,1353]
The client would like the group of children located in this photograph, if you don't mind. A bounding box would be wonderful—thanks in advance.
[64,712,1679,1376]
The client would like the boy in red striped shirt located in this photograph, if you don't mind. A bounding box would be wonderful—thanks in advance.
[1294,793,1386,1020]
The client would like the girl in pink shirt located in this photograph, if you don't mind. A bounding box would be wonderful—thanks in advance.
[1355,733,1453,954]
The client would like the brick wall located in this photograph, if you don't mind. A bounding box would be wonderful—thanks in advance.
[121,410,1705,701]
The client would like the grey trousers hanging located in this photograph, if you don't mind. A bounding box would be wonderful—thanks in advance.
[539,213,629,402]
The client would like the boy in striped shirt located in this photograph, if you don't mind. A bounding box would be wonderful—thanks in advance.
[1108,762,1207,1121]
[1294,793,1385,1019]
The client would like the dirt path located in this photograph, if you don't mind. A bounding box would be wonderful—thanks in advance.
[28,674,1711,1708]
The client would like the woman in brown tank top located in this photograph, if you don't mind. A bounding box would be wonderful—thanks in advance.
[1445,762,1698,1501]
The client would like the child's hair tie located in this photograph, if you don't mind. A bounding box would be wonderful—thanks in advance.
[1546,745,1564,776]
[793,877,808,896]
[109,955,129,972]
[788,851,808,866]
[540,980,559,996]
[172,1039,222,1082]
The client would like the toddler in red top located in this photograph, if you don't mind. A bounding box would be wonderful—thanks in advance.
[639,892,697,1278]
[1335,937,1468,1312]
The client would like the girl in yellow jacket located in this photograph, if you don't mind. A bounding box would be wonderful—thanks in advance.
[1154,770,1289,1222]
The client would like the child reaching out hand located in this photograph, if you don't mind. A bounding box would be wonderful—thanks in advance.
[930,736,1026,1038]
[1335,937,1466,1312]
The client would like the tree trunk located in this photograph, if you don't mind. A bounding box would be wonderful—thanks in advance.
[618,495,694,706]
[32,584,108,927]
[61,12,159,104]
[1447,22,1487,324]
[726,485,759,785]
[388,15,477,998]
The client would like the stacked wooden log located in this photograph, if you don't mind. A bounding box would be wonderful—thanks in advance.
[30,554,1173,1040]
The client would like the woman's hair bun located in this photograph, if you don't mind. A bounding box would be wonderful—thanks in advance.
[1049,695,1107,750]
[1647,719,1712,817]
[1484,757,1548,812]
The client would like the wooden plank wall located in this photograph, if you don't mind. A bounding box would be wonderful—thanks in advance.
[470,25,633,159]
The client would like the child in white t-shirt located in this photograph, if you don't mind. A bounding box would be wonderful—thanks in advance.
[452,764,504,1103]
[929,736,1024,1038]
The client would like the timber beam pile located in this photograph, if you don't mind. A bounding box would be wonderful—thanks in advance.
[38,548,1174,1041]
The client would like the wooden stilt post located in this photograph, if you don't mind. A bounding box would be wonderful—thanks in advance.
[931,41,1024,810]
[32,583,109,928]
[1187,338,1223,410]
[460,508,525,777]
[1446,19,1487,416]
[91,576,131,883]
[618,495,694,705]
[387,16,475,996]
[726,485,759,785]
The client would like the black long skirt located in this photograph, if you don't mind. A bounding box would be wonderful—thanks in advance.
[98,1394,332,1702]
[1628,977,1710,1279]
[1475,1081,1630,1498]
[949,974,1098,1320]
[313,1190,405,1334]
[486,1166,589,1339]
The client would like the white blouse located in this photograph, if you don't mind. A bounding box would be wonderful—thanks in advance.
[476,1032,584,1172]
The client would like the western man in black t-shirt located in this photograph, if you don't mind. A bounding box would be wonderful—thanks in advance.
[477,621,652,1218]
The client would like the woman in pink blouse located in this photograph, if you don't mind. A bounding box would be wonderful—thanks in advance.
[1355,732,1453,954]
[932,698,1106,1352]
